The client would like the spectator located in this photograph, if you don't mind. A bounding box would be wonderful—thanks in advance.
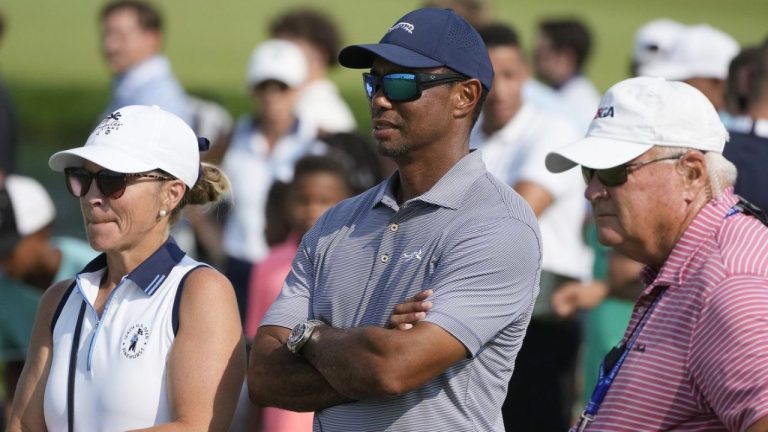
[244,155,353,432]
[639,24,739,112]
[472,22,592,431]
[99,0,191,124]
[629,18,685,77]
[533,18,601,132]
[725,45,760,125]
[221,39,322,324]
[270,8,356,135]
[546,77,768,431]
[248,8,541,432]
[421,0,492,28]
[0,175,96,424]
[10,105,244,431]
[723,38,768,211]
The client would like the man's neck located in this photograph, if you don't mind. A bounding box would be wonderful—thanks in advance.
[393,146,469,203]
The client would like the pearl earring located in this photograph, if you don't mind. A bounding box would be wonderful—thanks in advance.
[159,209,168,217]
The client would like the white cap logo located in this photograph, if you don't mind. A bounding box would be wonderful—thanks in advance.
[388,22,415,34]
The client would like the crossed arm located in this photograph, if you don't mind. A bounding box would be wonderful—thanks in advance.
[247,291,463,411]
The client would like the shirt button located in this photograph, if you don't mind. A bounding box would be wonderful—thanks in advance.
[389,223,399,232]
[636,306,646,314]
[381,254,389,263]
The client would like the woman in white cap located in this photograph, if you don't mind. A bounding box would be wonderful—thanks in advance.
[9,105,245,431]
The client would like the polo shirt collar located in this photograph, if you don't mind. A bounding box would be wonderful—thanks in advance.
[640,188,739,289]
[373,150,486,211]
[78,237,186,296]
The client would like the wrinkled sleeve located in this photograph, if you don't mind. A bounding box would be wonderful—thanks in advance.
[424,217,541,356]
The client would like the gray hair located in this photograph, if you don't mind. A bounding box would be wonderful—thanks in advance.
[655,145,737,197]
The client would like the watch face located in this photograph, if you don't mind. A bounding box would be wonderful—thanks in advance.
[287,322,308,353]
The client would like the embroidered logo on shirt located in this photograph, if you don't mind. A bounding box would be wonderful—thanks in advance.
[94,111,123,135]
[402,249,424,262]
[121,324,151,359]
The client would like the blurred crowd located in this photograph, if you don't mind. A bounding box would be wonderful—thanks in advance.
[0,0,766,430]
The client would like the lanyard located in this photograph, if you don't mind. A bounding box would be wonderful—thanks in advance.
[571,288,666,432]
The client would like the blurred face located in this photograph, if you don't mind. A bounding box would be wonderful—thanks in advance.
[252,80,299,123]
[0,233,44,280]
[291,172,350,235]
[77,161,181,253]
[583,148,689,266]
[483,45,528,134]
[533,32,569,86]
[101,8,160,75]
[369,58,458,159]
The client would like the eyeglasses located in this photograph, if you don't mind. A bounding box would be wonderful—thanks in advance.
[362,72,468,102]
[581,154,684,187]
[64,167,170,199]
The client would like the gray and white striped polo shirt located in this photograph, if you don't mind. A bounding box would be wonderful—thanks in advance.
[263,150,542,431]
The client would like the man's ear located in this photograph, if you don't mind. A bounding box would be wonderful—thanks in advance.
[453,79,482,119]
[677,150,708,195]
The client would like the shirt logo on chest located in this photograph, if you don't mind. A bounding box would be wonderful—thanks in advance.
[402,248,424,262]
[121,324,151,359]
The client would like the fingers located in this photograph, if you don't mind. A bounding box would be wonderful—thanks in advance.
[388,289,434,329]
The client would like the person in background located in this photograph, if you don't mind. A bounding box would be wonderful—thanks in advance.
[0,175,96,425]
[724,45,760,128]
[723,37,768,212]
[546,76,768,431]
[629,18,685,77]
[220,39,322,325]
[248,8,541,432]
[638,24,739,114]
[9,105,245,431]
[471,22,592,431]
[244,155,353,432]
[533,18,601,132]
[0,11,18,179]
[270,8,356,135]
[99,0,191,124]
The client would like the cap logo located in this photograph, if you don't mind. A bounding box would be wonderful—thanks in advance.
[94,111,124,135]
[387,22,414,34]
[594,106,615,119]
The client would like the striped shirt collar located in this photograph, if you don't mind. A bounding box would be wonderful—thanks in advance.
[79,237,186,296]
[373,149,485,211]
[640,188,739,289]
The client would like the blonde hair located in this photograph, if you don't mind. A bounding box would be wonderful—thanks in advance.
[170,162,230,222]
[655,145,737,197]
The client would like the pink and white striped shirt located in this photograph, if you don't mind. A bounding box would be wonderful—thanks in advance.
[584,188,768,431]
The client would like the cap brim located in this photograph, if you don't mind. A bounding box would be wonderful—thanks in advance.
[339,43,443,69]
[545,136,653,173]
[49,144,157,174]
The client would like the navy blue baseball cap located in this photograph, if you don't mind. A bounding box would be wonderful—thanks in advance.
[338,8,493,91]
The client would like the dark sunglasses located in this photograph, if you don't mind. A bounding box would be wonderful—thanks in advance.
[581,154,684,187]
[64,167,170,199]
[362,72,468,102]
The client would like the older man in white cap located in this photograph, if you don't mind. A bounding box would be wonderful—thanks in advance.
[639,24,739,112]
[547,77,768,431]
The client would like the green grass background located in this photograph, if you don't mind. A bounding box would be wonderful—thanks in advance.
[0,0,765,235]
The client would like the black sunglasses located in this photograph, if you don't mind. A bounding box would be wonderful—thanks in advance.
[362,72,468,102]
[64,167,171,199]
[581,154,684,187]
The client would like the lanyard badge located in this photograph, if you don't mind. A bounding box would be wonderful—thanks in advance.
[570,288,667,431]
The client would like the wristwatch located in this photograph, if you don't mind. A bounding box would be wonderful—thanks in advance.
[286,319,325,355]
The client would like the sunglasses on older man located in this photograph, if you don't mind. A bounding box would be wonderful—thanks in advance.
[581,154,684,187]
[64,167,171,199]
[362,72,468,102]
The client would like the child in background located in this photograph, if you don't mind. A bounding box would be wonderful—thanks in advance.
[244,155,353,432]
